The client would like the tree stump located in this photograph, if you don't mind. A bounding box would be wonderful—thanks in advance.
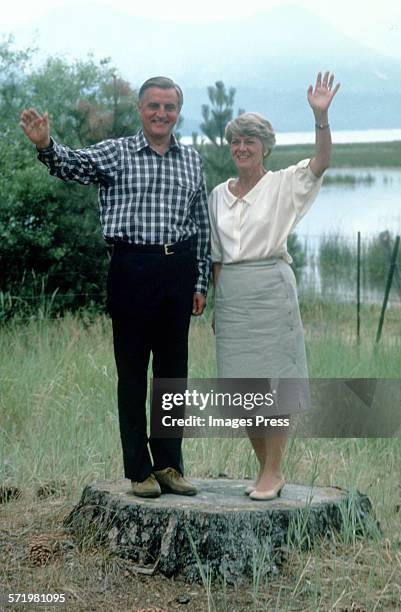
[64,478,377,583]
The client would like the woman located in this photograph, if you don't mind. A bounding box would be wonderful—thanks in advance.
[209,72,340,500]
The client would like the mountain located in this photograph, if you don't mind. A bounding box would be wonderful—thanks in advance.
[11,3,401,133]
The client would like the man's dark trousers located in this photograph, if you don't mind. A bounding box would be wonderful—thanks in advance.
[107,242,197,482]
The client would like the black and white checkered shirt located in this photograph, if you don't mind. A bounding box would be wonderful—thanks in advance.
[38,129,211,294]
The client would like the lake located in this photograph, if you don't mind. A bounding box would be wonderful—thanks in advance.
[181,128,401,146]
[294,168,401,303]
[296,168,401,239]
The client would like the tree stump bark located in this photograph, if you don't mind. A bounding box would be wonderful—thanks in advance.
[64,478,377,583]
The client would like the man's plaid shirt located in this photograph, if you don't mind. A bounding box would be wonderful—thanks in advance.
[38,129,211,294]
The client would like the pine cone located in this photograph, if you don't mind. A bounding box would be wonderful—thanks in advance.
[28,535,54,566]
[36,480,67,499]
[0,485,22,503]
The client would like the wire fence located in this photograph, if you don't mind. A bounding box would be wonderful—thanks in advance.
[296,231,401,305]
[1,231,401,326]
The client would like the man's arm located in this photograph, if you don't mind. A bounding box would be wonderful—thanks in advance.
[191,167,211,316]
[20,108,119,186]
[210,262,222,332]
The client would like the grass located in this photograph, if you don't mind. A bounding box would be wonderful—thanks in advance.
[309,232,401,297]
[1,304,401,609]
[269,140,401,170]
[322,172,376,186]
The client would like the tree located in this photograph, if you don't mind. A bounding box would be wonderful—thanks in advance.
[0,35,35,125]
[200,81,236,147]
[197,81,239,191]
[0,38,141,317]
[73,73,141,144]
[24,56,140,146]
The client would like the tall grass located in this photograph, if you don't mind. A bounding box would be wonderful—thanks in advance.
[0,314,119,492]
[1,308,400,502]
[1,308,400,609]
[318,232,399,290]
[0,269,105,323]
[294,230,401,304]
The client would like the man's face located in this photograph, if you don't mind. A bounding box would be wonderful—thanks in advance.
[138,87,180,142]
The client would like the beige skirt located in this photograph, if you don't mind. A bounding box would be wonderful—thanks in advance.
[214,258,309,413]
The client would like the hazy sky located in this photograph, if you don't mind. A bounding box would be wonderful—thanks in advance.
[2,0,401,59]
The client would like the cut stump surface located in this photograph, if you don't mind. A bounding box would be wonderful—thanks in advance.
[65,478,376,582]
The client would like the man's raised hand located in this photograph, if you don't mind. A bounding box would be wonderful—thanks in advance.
[20,109,51,149]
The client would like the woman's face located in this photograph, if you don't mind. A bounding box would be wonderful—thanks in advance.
[230,135,265,172]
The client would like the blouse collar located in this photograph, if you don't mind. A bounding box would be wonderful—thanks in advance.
[223,172,271,208]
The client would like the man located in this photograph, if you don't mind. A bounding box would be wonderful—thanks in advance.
[20,76,211,498]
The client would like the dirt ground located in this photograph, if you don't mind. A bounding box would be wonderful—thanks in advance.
[1,489,400,611]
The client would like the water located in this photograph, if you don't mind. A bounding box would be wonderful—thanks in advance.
[181,128,401,146]
[276,128,401,146]
[296,168,401,238]
[294,167,401,303]
[185,124,401,301]
[183,127,401,238]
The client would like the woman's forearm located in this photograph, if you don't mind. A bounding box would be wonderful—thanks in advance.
[307,71,340,178]
[309,110,332,178]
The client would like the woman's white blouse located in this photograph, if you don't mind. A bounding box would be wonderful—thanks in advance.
[208,158,323,264]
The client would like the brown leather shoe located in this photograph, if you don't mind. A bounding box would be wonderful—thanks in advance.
[131,474,161,498]
[154,467,197,496]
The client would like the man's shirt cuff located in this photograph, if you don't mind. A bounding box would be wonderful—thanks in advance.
[36,138,55,156]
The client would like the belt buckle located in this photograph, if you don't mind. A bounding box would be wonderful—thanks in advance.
[164,242,174,255]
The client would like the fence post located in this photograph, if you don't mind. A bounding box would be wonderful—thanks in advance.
[376,235,400,343]
[357,231,361,342]
[379,230,401,301]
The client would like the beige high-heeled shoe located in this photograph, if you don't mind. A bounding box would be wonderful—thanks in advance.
[244,483,256,495]
[249,480,285,501]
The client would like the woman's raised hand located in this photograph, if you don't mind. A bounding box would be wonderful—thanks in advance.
[20,109,51,149]
[307,72,340,115]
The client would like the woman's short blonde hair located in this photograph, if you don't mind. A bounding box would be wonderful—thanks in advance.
[225,112,276,156]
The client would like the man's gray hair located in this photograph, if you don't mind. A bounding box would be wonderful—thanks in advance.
[225,112,276,156]
[138,76,183,110]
